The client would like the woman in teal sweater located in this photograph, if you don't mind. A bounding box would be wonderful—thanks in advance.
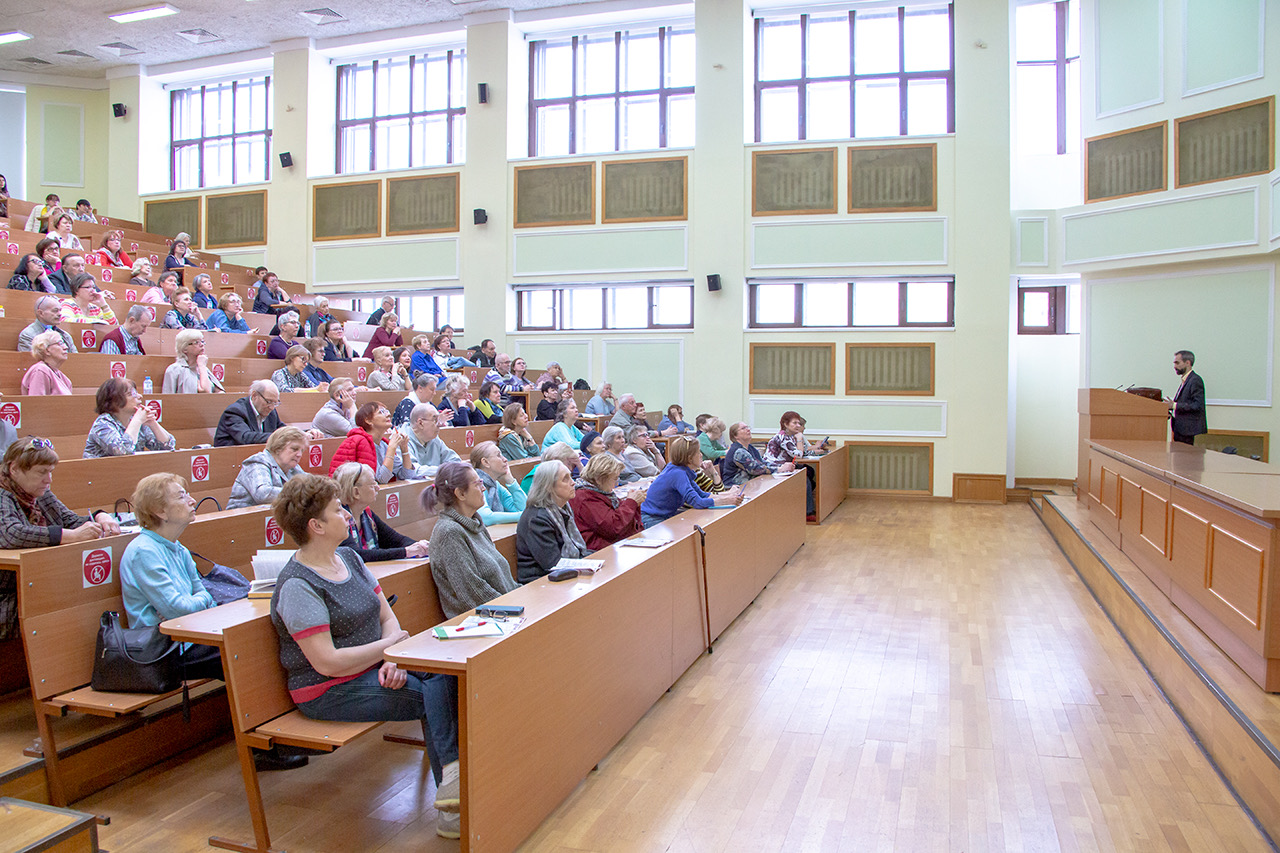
[540,398,585,453]
[470,441,527,525]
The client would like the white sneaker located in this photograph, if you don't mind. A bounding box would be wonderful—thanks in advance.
[437,810,461,840]
[435,760,460,810]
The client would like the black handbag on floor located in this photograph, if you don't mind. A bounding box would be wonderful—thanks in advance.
[90,611,182,694]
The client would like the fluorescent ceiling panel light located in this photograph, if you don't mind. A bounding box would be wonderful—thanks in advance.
[109,4,179,24]
[0,31,33,45]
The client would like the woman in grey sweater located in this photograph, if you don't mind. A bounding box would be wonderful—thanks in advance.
[422,462,518,619]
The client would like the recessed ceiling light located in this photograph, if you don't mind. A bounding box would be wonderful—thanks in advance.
[57,49,95,58]
[18,56,53,65]
[0,31,33,45]
[300,7,345,25]
[177,28,221,44]
[108,4,179,24]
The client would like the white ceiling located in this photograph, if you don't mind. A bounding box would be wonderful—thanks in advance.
[0,0,618,81]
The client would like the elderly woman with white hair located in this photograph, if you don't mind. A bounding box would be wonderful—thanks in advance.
[21,330,73,396]
[600,425,641,484]
[162,328,224,394]
[333,462,428,562]
[519,441,580,493]
[305,295,334,338]
[438,374,487,427]
[622,424,666,478]
[570,454,646,551]
[189,272,217,310]
[208,292,250,333]
[515,460,591,584]
[267,311,303,360]
[128,257,156,293]
[227,427,308,509]
[533,361,566,390]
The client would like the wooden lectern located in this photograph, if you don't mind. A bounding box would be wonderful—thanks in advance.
[1077,388,1169,498]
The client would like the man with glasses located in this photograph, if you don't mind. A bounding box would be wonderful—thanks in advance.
[17,296,77,354]
[215,380,323,446]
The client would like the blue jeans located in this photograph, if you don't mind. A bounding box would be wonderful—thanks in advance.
[640,511,668,529]
[299,668,458,784]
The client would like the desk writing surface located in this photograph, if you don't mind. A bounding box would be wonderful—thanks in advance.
[1091,439,1280,517]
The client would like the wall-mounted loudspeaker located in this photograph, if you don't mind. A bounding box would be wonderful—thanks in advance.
[478,83,489,104]
[112,103,126,118]
[279,152,293,168]
[707,274,722,292]
[473,208,488,225]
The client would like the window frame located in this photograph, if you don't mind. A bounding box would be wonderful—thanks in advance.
[335,49,468,175]
[346,291,464,335]
[1014,0,1079,156]
[170,76,273,191]
[1017,285,1067,335]
[527,26,695,157]
[747,278,955,329]
[753,5,956,144]
[515,282,694,331]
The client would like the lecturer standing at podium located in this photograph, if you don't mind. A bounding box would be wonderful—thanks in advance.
[1164,350,1206,445]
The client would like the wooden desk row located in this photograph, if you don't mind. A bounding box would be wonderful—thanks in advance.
[1086,439,1280,691]
[160,469,806,853]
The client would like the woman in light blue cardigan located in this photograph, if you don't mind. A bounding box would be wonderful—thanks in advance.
[540,398,585,453]
[470,441,527,526]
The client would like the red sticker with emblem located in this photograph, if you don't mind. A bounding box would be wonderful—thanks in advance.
[256,339,268,355]
[211,363,224,381]
[81,329,96,348]
[191,454,209,482]
[386,493,399,518]
[265,517,284,546]
[357,366,367,382]
[465,429,475,448]
[220,273,230,285]
[0,402,21,427]
[83,547,113,588]
[124,288,137,301]
[145,400,162,422]
[308,444,323,468]
[6,243,16,255]
[110,361,126,378]
[101,268,113,282]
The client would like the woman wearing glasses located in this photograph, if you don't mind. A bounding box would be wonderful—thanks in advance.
[84,377,176,458]
[0,438,121,638]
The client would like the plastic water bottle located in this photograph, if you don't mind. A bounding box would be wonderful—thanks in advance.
[143,376,153,394]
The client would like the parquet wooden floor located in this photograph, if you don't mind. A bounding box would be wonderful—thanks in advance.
[69,500,1273,851]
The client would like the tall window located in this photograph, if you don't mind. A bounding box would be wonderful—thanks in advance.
[351,292,464,333]
[337,50,467,173]
[171,76,272,191]
[754,5,953,143]
[1015,0,1079,155]
[528,27,695,157]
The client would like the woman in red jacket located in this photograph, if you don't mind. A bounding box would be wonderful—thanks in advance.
[569,454,646,552]
[327,402,405,484]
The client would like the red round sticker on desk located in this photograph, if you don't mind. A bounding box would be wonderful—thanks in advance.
[86,254,100,266]
[0,402,21,427]
[211,363,224,381]
[110,361,126,378]
[149,254,159,265]
[83,547,113,588]
[465,429,475,448]
[124,288,136,302]
[0,229,8,240]
[101,268,112,282]
[386,493,399,519]
[308,444,323,468]
[220,273,230,285]
[200,262,208,268]
[256,340,267,355]
[100,217,109,226]
[6,243,16,255]
[81,329,96,349]
[191,454,209,482]
[357,366,367,382]
[145,400,162,422]
[129,242,138,252]
[145,307,156,322]
[265,517,284,546]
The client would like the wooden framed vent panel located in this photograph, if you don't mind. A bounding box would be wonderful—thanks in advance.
[846,441,933,496]
[602,156,688,223]
[845,342,935,396]
[1176,97,1274,188]
[514,162,595,227]
[205,191,267,248]
[847,144,937,213]
[752,148,837,216]
[748,342,836,395]
[313,181,381,242]
[144,198,202,249]
[1085,122,1167,203]
[387,173,460,236]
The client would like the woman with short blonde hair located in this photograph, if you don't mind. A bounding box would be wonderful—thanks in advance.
[22,331,73,396]
[228,426,308,509]
[570,453,645,551]
[272,344,324,393]
[163,329,223,394]
[332,462,428,563]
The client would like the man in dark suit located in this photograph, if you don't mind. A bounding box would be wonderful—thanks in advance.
[1164,350,1206,445]
[214,380,287,446]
